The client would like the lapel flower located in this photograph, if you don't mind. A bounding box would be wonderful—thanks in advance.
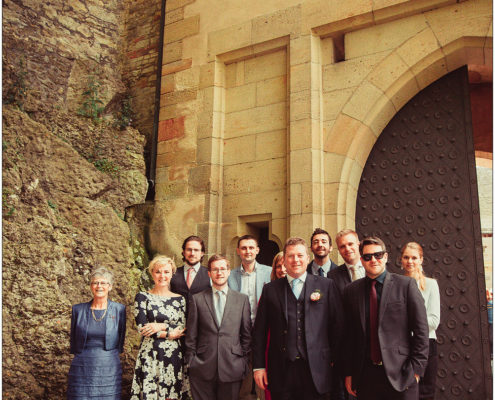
[310,289,322,302]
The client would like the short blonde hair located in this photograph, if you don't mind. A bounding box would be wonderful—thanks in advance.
[148,255,177,275]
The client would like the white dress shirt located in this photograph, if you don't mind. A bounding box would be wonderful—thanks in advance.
[184,263,201,283]
[311,260,331,276]
[240,262,259,322]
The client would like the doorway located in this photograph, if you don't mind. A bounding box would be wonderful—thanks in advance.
[356,66,491,399]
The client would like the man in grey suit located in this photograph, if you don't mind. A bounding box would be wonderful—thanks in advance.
[343,237,429,400]
[228,234,272,400]
[186,254,252,400]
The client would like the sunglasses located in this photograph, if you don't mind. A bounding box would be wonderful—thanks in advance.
[362,251,386,262]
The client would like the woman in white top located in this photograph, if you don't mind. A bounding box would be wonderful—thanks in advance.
[401,242,441,400]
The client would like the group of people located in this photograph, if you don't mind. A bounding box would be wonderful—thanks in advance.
[67,229,440,400]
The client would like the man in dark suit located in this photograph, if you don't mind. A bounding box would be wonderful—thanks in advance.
[307,228,338,277]
[253,237,343,400]
[327,229,366,400]
[328,229,366,298]
[343,237,429,400]
[170,235,211,314]
[186,254,252,400]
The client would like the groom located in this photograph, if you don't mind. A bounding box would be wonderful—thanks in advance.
[252,237,344,399]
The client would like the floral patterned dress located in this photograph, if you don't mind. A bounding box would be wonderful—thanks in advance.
[130,292,188,399]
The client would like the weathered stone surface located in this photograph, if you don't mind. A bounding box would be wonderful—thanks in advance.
[3,1,151,398]
[2,106,147,399]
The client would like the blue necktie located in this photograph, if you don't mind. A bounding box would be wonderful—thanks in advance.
[318,267,325,277]
[215,291,225,325]
[291,278,302,299]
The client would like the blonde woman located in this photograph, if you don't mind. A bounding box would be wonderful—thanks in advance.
[130,255,187,400]
[401,242,440,400]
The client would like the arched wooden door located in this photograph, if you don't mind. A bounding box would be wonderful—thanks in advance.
[356,66,491,400]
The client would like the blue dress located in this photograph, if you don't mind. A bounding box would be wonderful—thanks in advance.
[68,309,122,399]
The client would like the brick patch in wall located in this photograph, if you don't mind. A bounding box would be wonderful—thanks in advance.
[127,43,158,59]
[158,116,185,141]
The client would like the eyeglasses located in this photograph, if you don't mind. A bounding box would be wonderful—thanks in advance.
[91,281,110,287]
[362,251,386,262]
[210,268,228,274]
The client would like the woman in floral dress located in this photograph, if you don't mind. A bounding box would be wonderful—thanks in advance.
[131,255,187,399]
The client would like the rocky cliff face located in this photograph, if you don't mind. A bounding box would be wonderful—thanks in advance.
[3,0,152,398]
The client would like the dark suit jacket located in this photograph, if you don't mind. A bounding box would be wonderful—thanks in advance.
[327,264,352,298]
[70,300,126,354]
[307,260,339,277]
[185,288,252,383]
[343,272,429,392]
[252,274,344,394]
[171,265,210,310]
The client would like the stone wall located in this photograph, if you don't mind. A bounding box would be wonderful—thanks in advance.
[3,0,149,398]
[151,0,492,265]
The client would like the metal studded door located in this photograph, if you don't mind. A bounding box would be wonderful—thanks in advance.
[356,66,491,399]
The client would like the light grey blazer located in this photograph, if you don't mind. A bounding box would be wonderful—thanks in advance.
[228,262,272,305]
[185,287,252,383]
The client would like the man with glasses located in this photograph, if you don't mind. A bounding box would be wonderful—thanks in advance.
[342,237,429,400]
[186,254,252,400]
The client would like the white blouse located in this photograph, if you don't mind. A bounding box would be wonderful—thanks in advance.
[418,277,441,339]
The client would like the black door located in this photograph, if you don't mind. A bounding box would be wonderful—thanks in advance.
[356,66,491,399]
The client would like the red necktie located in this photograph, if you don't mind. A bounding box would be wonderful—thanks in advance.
[370,280,382,363]
[186,267,195,288]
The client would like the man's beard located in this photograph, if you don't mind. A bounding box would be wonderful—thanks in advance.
[313,252,328,261]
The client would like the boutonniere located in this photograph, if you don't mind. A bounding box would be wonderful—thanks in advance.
[310,289,322,302]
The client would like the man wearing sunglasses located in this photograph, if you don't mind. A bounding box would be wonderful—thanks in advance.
[342,237,429,400]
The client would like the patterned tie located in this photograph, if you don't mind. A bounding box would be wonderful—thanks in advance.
[186,267,196,288]
[318,267,325,277]
[370,280,382,363]
[349,266,358,281]
[291,278,302,299]
[215,290,225,325]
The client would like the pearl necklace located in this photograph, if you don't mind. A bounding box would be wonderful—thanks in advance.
[91,307,107,322]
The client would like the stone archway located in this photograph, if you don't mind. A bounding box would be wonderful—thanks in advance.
[328,34,491,232]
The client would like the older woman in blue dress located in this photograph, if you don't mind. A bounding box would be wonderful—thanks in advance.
[401,242,441,400]
[68,267,126,399]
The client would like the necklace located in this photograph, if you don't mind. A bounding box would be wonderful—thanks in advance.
[91,307,107,322]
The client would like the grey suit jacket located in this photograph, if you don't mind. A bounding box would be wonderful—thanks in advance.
[185,287,252,383]
[343,272,429,392]
[228,262,272,305]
